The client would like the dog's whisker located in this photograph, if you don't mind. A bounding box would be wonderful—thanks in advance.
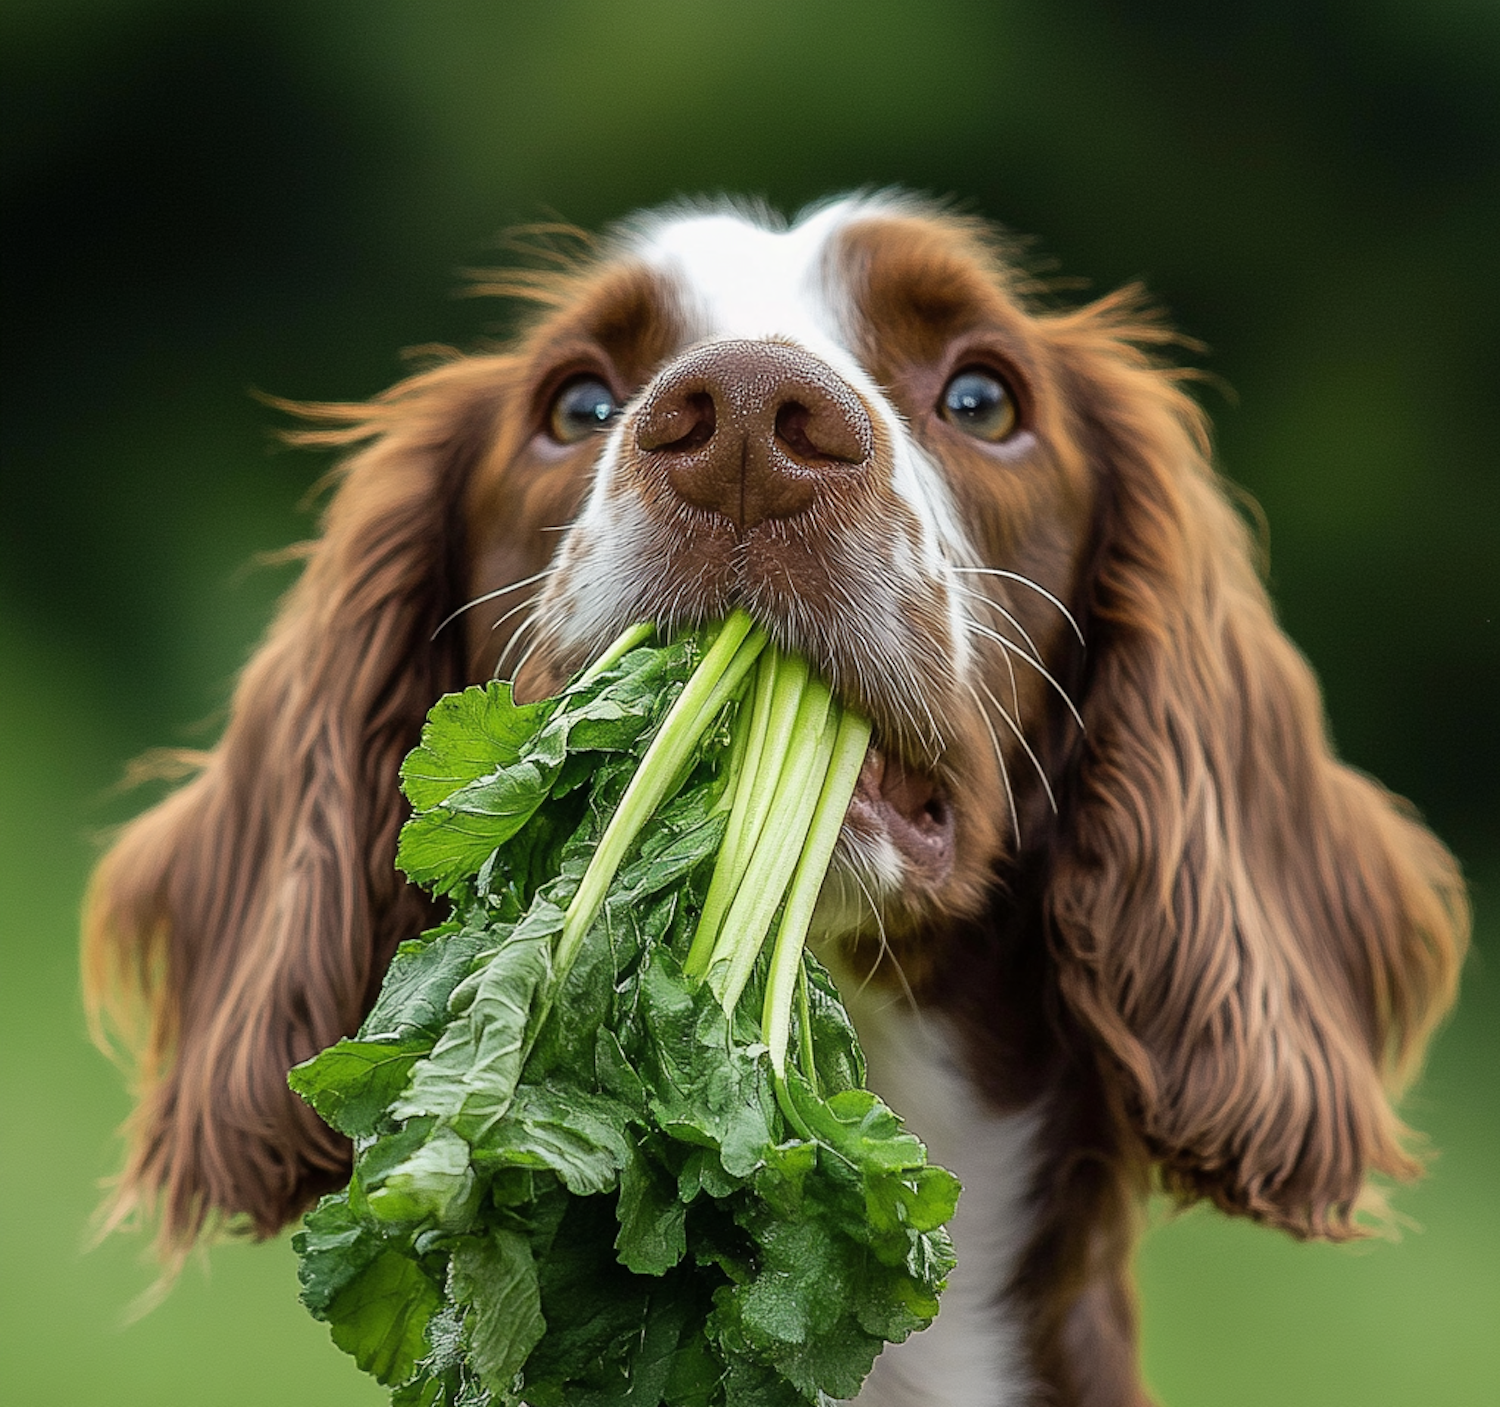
[487,591,546,637]
[966,678,1020,845]
[950,578,1049,670]
[493,607,544,680]
[966,619,1085,734]
[431,569,551,640]
[978,676,1058,814]
[952,565,1086,646]
[958,590,1025,727]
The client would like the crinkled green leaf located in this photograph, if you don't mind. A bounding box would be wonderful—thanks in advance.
[391,932,553,1140]
[289,1038,429,1140]
[365,1123,480,1230]
[397,755,560,896]
[476,1084,631,1197]
[327,1247,444,1387]
[450,1228,545,1395]
[400,682,556,811]
[294,1192,385,1316]
[361,924,491,1044]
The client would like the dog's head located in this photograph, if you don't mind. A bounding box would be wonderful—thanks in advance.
[85,195,1465,1261]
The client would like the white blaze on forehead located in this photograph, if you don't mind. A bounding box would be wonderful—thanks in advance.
[627,200,858,361]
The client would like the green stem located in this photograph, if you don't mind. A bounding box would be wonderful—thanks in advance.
[761,709,872,1076]
[571,620,655,689]
[705,677,837,1011]
[685,649,808,980]
[712,672,757,819]
[554,611,766,981]
[796,961,818,1095]
[773,1070,815,1143]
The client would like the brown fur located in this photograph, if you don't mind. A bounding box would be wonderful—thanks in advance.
[84,204,1467,1402]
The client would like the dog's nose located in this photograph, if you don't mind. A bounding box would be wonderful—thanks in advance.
[634,339,875,530]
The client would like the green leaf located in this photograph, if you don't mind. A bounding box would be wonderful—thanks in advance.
[615,1144,688,1276]
[365,1124,481,1230]
[326,1248,444,1387]
[398,754,560,895]
[362,925,495,1043]
[802,955,864,1093]
[293,1192,385,1317]
[477,1085,632,1197]
[392,931,553,1140]
[400,683,555,810]
[450,1227,546,1395]
[289,1038,428,1139]
[783,1079,926,1176]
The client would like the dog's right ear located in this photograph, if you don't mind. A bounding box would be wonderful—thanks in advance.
[1040,296,1466,1241]
[84,353,512,1260]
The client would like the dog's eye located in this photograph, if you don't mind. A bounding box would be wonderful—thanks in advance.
[547,375,620,444]
[938,367,1018,442]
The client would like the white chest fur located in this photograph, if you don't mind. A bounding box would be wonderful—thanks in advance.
[834,980,1042,1407]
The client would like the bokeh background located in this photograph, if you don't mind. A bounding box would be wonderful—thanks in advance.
[3,2,1496,1403]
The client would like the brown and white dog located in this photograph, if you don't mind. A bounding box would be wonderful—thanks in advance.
[85,194,1468,1405]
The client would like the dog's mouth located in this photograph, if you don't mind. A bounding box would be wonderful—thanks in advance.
[516,615,961,887]
[845,741,956,883]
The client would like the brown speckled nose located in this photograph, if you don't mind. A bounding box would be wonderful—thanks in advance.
[634,339,875,531]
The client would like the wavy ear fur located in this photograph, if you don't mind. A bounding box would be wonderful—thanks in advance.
[83,355,508,1257]
[1043,294,1467,1239]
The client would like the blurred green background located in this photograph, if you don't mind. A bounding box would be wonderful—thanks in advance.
[3,1,1496,1403]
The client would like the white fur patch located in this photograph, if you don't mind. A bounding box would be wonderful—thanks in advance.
[833,974,1041,1407]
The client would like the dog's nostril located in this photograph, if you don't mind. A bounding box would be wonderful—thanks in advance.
[635,339,875,530]
[637,389,716,453]
[775,398,870,467]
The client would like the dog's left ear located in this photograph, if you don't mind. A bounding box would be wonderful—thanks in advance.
[83,354,510,1258]
[1041,294,1468,1238]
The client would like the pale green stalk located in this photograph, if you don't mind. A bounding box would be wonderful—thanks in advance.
[705,678,838,1011]
[685,649,807,980]
[554,611,766,979]
[796,962,818,1093]
[571,621,655,689]
[711,678,757,819]
[762,709,872,1076]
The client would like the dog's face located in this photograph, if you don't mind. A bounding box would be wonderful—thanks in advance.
[86,191,1464,1373]
[459,198,1097,942]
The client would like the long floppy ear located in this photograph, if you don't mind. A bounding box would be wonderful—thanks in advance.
[1042,294,1468,1239]
[84,354,508,1258]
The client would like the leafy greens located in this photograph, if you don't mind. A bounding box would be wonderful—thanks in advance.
[289,611,960,1405]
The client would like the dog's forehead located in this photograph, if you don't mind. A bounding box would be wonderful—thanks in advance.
[625,198,872,365]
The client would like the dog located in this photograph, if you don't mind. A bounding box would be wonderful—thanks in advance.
[85,193,1468,1405]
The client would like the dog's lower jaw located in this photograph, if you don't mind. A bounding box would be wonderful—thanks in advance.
[830,966,1044,1407]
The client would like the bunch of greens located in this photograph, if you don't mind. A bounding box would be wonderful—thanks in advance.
[289,610,960,1406]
